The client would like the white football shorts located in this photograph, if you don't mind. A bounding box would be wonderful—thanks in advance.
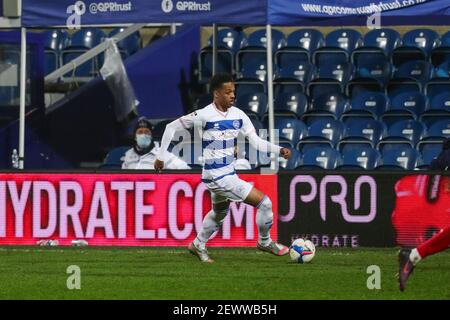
[205,174,253,204]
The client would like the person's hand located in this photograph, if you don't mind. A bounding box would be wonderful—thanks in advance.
[154,159,164,172]
[280,148,291,159]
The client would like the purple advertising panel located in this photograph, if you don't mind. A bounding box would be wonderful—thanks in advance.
[277,173,450,248]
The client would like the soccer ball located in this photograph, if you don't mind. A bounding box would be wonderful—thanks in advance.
[289,238,316,263]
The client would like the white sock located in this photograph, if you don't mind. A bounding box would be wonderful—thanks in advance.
[195,207,228,249]
[409,248,422,266]
[256,196,273,246]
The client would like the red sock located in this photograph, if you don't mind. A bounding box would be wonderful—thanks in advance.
[417,226,450,259]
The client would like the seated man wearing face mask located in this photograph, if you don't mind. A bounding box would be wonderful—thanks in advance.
[122,117,191,170]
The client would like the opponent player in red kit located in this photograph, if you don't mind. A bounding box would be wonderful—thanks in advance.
[398,138,450,291]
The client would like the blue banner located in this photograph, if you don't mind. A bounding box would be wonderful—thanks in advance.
[22,0,266,27]
[20,0,450,28]
[269,0,450,26]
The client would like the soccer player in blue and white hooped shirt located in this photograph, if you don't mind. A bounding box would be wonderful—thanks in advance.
[155,73,292,263]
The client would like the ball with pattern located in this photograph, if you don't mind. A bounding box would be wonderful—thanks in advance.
[289,238,316,263]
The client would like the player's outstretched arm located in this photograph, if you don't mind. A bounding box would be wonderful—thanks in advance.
[155,119,186,172]
[247,131,291,159]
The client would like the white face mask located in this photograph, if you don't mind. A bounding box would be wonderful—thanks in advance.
[136,134,152,148]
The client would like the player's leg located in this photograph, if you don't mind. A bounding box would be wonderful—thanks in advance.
[194,199,230,249]
[399,225,450,291]
[416,225,450,261]
[189,193,230,263]
[244,187,289,256]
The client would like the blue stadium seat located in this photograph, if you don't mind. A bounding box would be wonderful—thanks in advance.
[238,59,267,82]
[235,79,266,96]
[274,61,316,84]
[307,79,343,100]
[207,28,247,54]
[275,48,309,69]
[382,92,427,123]
[377,119,427,152]
[303,93,349,123]
[390,92,428,114]
[246,29,286,52]
[387,78,421,98]
[199,48,233,82]
[236,46,266,75]
[392,29,440,66]
[287,29,325,52]
[440,30,450,47]
[394,60,434,85]
[62,28,106,78]
[343,92,388,120]
[100,146,129,169]
[431,48,450,68]
[70,28,105,49]
[363,28,401,55]
[317,62,354,83]
[338,119,387,150]
[325,29,363,52]
[354,58,392,85]
[434,61,450,78]
[431,31,450,66]
[420,92,450,127]
[298,119,345,152]
[109,28,141,57]
[43,30,70,75]
[424,78,450,102]
[416,120,450,167]
[416,141,443,168]
[345,77,384,98]
[312,48,348,68]
[273,92,308,118]
[236,93,268,119]
[338,145,382,170]
[424,119,450,139]
[428,92,450,112]
[377,147,422,170]
[401,29,441,53]
[273,78,305,97]
[296,146,342,170]
[273,118,308,144]
[275,29,324,68]
[44,29,70,51]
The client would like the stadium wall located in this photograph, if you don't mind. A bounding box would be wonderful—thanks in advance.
[0,172,448,248]
[125,24,200,119]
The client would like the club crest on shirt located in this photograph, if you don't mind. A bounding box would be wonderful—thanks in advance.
[233,120,240,129]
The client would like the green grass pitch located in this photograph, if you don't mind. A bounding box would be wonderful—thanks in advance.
[0,246,448,299]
